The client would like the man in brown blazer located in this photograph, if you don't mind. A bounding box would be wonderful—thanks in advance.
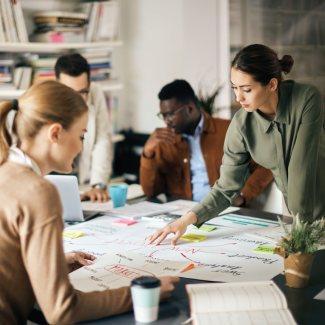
[140,80,273,207]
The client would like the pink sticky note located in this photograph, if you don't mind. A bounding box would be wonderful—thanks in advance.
[50,33,64,43]
[112,219,137,227]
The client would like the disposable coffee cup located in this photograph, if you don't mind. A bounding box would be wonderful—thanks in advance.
[109,185,128,208]
[131,276,161,323]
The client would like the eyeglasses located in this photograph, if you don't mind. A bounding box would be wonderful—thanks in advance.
[77,90,89,96]
[157,104,188,121]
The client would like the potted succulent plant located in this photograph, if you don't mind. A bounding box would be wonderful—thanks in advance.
[275,214,325,288]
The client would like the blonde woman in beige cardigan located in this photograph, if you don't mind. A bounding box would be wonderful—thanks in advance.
[0,80,179,325]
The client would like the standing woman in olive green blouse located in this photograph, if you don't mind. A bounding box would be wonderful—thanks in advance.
[148,44,325,246]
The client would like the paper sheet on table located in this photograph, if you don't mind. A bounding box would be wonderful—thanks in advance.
[81,201,114,212]
[104,202,179,219]
[69,248,191,291]
[165,200,240,216]
[246,225,325,251]
[63,216,284,283]
[314,288,325,300]
[81,184,144,211]
[246,225,291,242]
[206,214,280,229]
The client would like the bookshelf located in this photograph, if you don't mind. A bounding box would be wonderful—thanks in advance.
[0,41,123,53]
[0,82,124,99]
[229,0,325,107]
[0,0,124,145]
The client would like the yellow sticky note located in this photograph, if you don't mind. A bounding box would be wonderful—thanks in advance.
[193,225,217,232]
[63,230,83,239]
[253,246,277,254]
[180,234,207,242]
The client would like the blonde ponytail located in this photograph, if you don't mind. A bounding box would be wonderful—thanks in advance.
[1,80,88,166]
[0,101,14,165]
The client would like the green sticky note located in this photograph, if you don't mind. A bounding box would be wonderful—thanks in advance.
[180,234,207,242]
[253,246,277,254]
[193,225,217,232]
[63,230,83,239]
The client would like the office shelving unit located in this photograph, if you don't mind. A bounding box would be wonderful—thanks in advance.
[0,0,124,143]
[229,0,325,109]
[0,41,124,98]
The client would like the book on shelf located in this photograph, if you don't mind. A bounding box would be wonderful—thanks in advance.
[0,53,15,89]
[19,67,32,89]
[186,281,297,325]
[80,50,111,59]
[0,0,28,43]
[13,66,23,87]
[95,1,119,41]
[30,31,84,43]
[31,11,87,43]
[11,66,32,90]
[23,50,112,85]
[89,62,111,70]
[0,53,14,66]
[33,11,87,23]
[12,0,28,42]
[0,4,6,41]
[76,1,119,42]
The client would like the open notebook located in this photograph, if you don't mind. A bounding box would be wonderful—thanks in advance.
[186,281,297,325]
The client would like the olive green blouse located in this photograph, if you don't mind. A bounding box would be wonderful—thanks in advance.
[191,80,325,224]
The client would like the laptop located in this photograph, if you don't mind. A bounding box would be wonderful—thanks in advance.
[45,175,100,222]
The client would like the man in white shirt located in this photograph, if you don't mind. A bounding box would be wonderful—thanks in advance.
[55,53,112,202]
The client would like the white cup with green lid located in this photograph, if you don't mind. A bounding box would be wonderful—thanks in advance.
[131,276,161,323]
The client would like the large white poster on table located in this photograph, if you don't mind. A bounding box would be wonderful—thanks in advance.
[63,215,284,283]
[69,248,191,291]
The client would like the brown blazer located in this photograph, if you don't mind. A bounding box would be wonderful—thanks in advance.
[140,112,273,206]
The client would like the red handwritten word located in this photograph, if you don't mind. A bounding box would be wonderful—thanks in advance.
[104,264,155,279]
[181,253,200,263]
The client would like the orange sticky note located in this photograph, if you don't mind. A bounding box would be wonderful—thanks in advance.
[181,264,194,273]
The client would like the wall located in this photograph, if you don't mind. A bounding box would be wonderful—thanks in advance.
[117,0,184,133]
[118,0,231,134]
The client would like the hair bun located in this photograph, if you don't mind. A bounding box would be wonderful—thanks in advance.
[280,55,294,74]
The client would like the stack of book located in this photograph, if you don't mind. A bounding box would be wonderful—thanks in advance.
[0,53,14,88]
[30,11,88,43]
[25,54,60,84]
[79,49,112,82]
[0,53,32,90]
[0,0,29,42]
[26,51,113,84]
[76,1,119,42]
